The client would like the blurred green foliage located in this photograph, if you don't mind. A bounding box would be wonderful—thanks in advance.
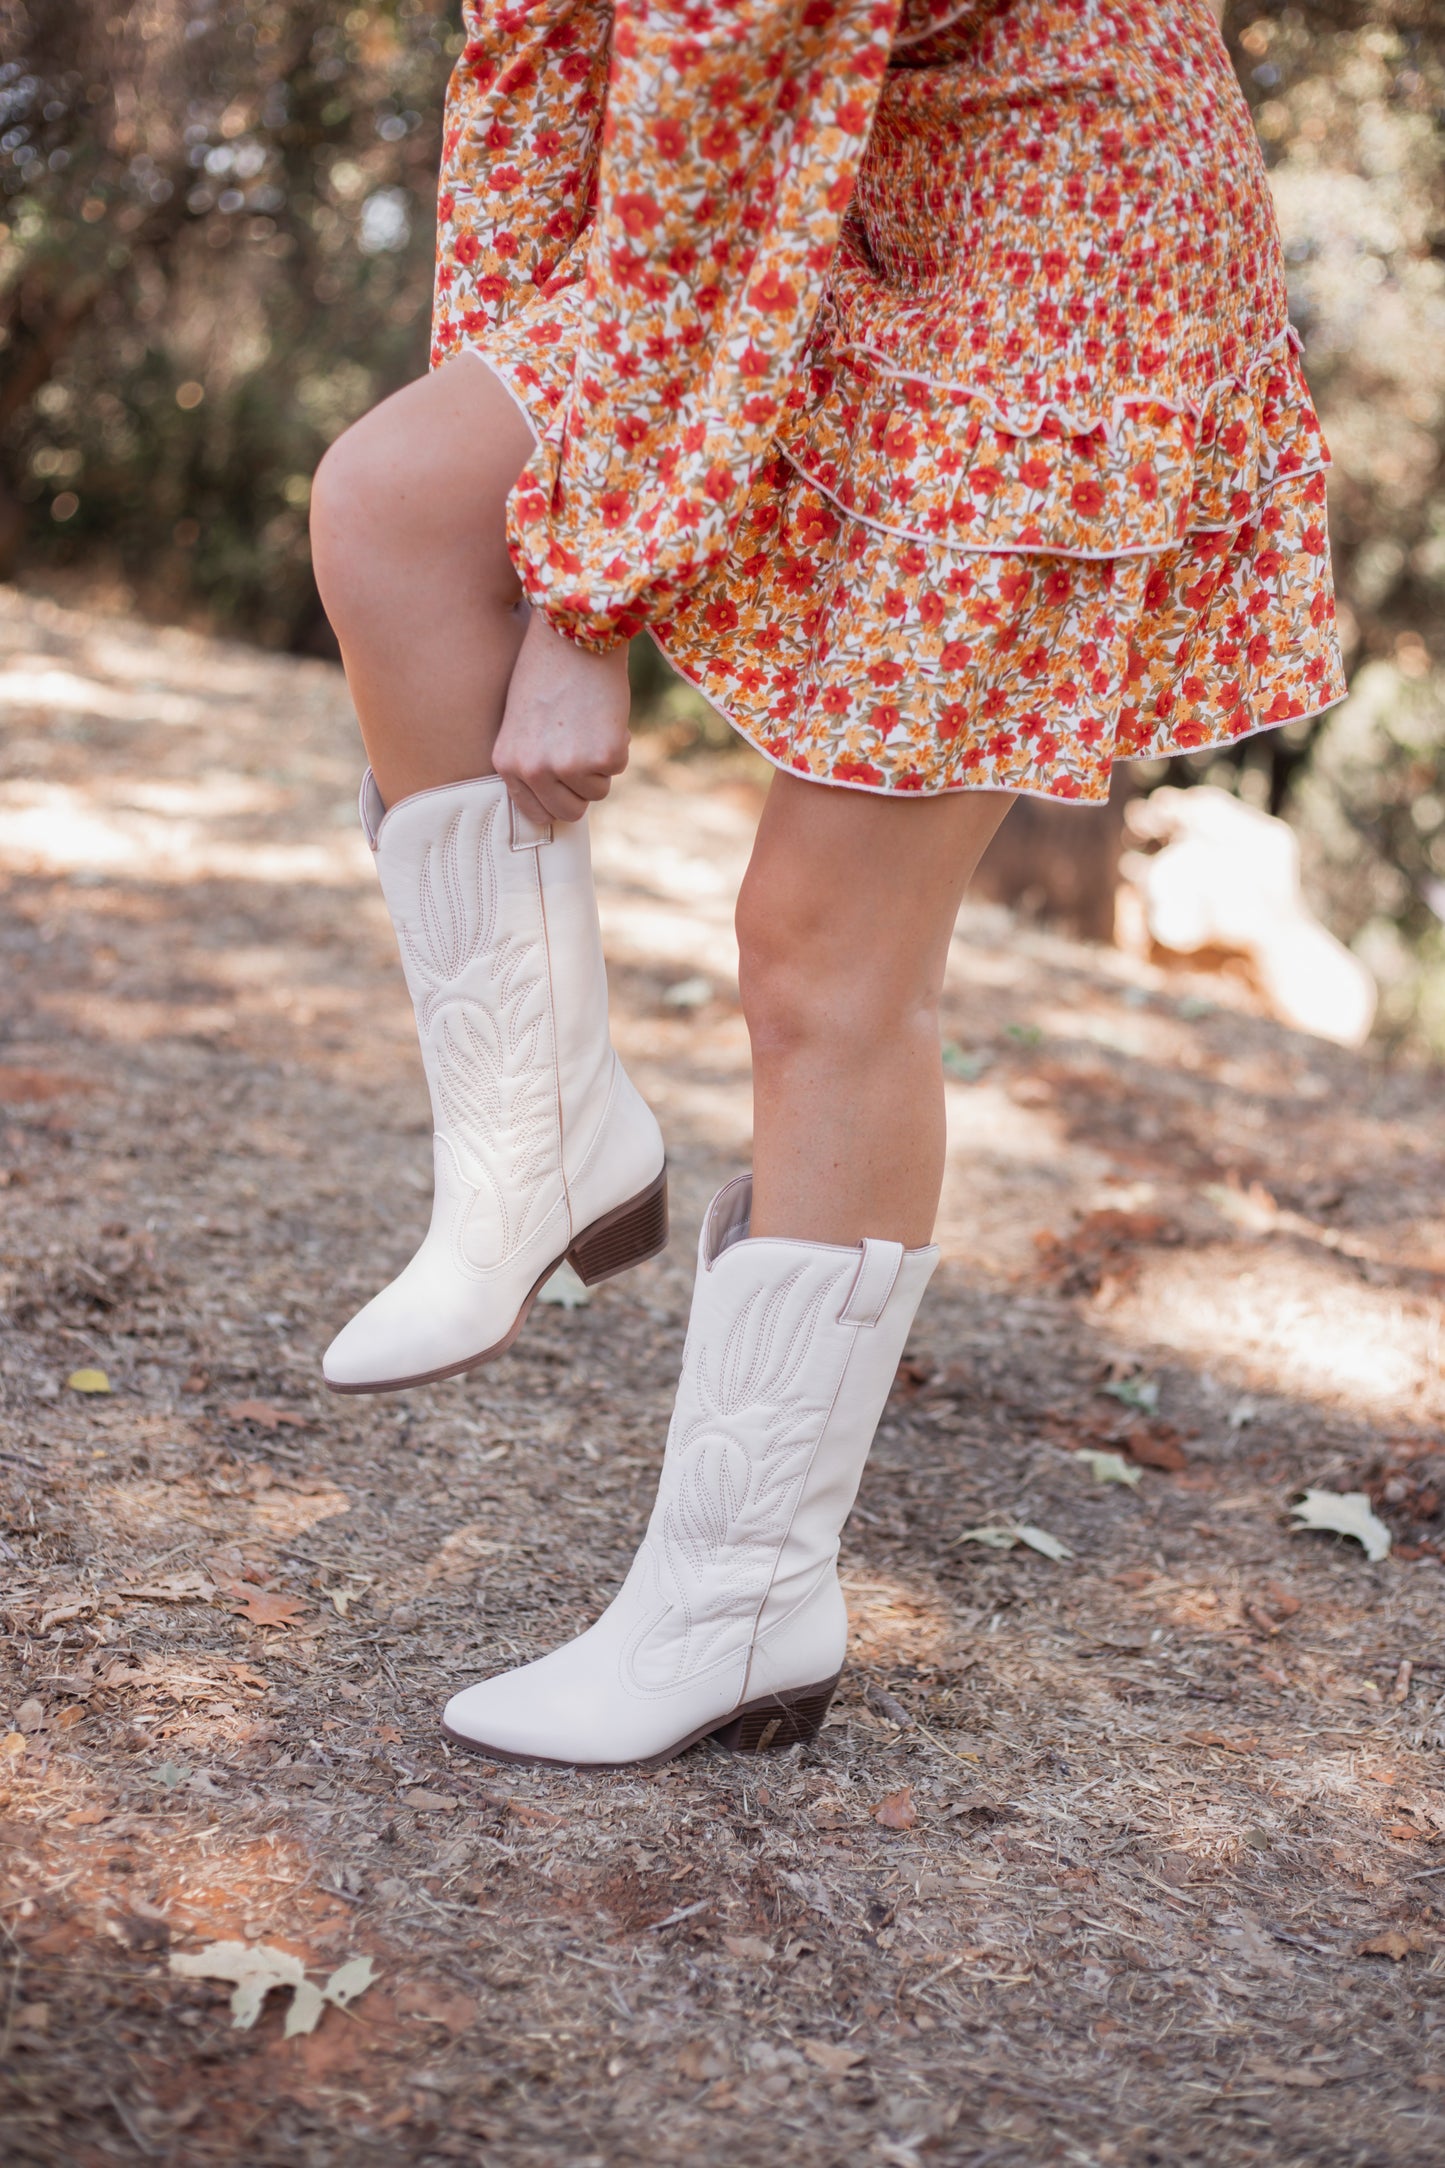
[1,0,454,646]
[1,0,1443,1043]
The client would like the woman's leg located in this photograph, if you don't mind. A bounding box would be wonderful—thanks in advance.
[309,355,536,809]
[736,772,1015,1248]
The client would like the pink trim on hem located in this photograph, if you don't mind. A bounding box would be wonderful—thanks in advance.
[819,325,1308,444]
[648,625,1348,810]
[773,442,1333,563]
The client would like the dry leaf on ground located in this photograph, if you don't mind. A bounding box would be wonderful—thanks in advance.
[224,1399,311,1430]
[226,1588,307,1630]
[874,1786,917,1830]
[116,1572,218,1604]
[1017,1525,1074,1561]
[169,1942,377,2034]
[802,2041,866,2075]
[1357,1930,1427,1962]
[66,1368,111,1394]
[401,1788,460,1813]
[1078,1450,1142,1488]
[1290,1489,1392,1562]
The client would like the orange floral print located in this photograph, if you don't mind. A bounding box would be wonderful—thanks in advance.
[432,0,1347,803]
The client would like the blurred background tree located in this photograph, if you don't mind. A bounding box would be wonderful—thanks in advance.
[1,0,1442,1044]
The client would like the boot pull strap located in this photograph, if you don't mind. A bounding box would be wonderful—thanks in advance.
[839,1238,904,1327]
[509,798,554,852]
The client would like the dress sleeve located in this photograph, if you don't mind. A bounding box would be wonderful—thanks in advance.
[431,0,614,364]
[505,0,902,651]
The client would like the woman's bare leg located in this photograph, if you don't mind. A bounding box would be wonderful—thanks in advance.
[736,773,1014,1249]
[308,356,536,808]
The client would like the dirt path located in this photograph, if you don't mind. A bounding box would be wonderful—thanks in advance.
[1,582,1443,2167]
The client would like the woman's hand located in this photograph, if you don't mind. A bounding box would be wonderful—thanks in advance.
[492,606,631,825]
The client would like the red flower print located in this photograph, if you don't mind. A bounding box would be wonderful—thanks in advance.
[614,191,663,236]
[970,465,1004,495]
[1020,455,1053,491]
[653,118,687,159]
[703,597,740,634]
[869,659,906,690]
[1303,524,1326,556]
[873,702,902,736]
[1071,477,1107,517]
[1144,569,1171,613]
[939,701,969,739]
[1220,420,1250,461]
[454,231,481,267]
[1246,631,1272,669]
[1020,645,1050,678]
[599,491,631,530]
[749,269,799,313]
[939,640,974,671]
[918,593,946,630]
[834,760,885,788]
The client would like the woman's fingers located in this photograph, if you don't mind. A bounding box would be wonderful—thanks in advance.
[502,768,595,824]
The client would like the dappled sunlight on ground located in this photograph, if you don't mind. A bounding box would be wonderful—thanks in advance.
[2,584,1443,2165]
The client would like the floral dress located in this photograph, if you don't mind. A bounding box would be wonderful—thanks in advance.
[431,0,1347,803]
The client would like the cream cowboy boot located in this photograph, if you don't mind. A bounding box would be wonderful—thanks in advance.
[322,771,666,1393]
[441,1176,937,1766]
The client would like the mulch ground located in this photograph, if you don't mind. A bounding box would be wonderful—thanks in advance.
[1,581,1443,2167]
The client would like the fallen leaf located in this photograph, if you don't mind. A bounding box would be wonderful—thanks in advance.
[1104,1375,1159,1414]
[228,1588,307,1630]
[537,1260,590,1309]
[224,1400,310,1430]
[955,1525,1019,1550]
[66,1368,111,1395]
[1291,1489,1392,1563]
[320,1954,376,2009]
[110,1911,170,1953]
[1123,1429,1189,1473]
[117,1572,218,1605]
[16,1698,43,1732]
[64,1804,109,1827]
[874,1786,917,1831]
[1183,1730,1259,1755]
[169,1941,377,2033]
[802,2040,866,2076]
[1078,1450,1142,1488]
[1357,1930,1426,1962]
[1,1733,25,1762]
[401,1788,459,1813]
[1017,1525,1074,1561]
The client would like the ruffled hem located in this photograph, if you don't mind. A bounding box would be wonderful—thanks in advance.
[657,632,1348,806]
[772,328,1332,562]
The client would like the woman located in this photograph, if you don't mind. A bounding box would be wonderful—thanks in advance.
[309,0,1345,1768]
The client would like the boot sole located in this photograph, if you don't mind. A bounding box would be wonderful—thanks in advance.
[324,1164,668,1395]
[439,1671,843,1771]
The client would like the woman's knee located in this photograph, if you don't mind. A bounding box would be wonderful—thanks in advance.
[310,363,528,624]
[736,873,935,1059]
